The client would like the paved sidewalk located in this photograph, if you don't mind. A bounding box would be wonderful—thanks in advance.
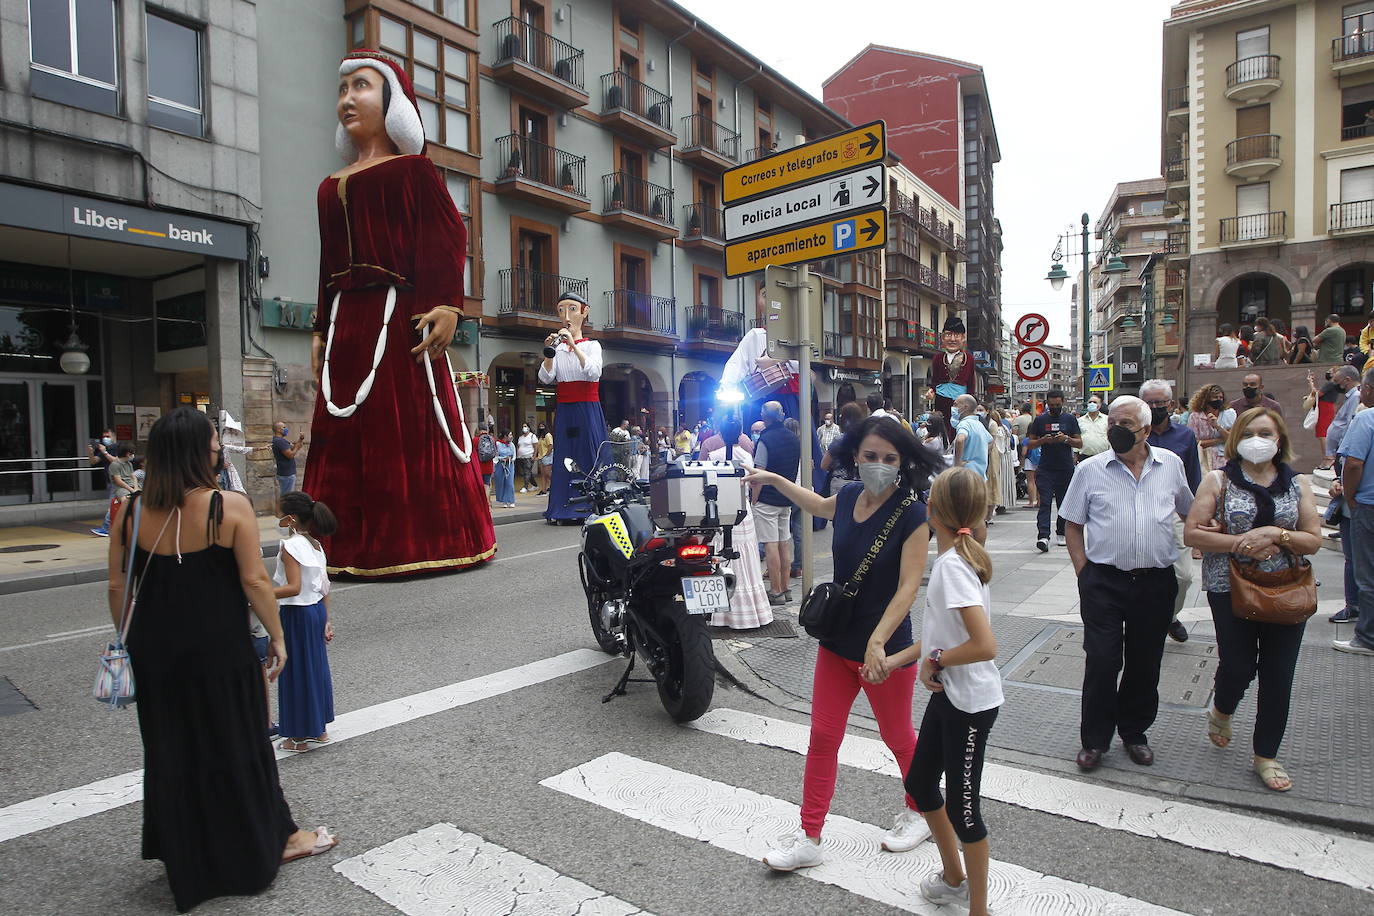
[0,488,550,594]
[714,504,1374,836]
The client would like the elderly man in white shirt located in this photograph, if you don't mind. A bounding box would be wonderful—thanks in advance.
[1060,395,1194,773]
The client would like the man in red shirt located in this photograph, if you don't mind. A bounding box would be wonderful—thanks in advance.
[1229,372,1284,417]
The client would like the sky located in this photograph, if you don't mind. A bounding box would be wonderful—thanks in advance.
[675,0,1179,349]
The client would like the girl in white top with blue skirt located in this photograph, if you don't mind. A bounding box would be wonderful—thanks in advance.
[884,466,1002,916]
[273,491,337,753]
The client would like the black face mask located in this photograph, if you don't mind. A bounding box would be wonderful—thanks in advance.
[1048,406,1063,416]
[1208,398,1224,409]
[1242,387,1259,400]
[1108,424,1138,454]
[1150,406,1169,427]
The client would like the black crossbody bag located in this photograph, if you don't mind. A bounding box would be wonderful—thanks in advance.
[798,494,913,640]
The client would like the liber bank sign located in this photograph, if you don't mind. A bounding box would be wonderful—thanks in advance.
[0,181,248,260]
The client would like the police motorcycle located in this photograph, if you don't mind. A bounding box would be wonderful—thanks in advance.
[567,439,747,722]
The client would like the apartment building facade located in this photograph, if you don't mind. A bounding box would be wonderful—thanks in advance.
[1090,178,1182,392]
[822,45,1004,396]
[1164,0,1374,394]
[882,163,967,417]
[0,0,260,506]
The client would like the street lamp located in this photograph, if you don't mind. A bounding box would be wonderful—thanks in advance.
[1044,214,1126,404]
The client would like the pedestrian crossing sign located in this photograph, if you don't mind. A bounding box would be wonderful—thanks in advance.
[1087,364,1114,392]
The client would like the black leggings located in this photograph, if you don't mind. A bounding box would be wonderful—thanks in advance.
[1207,591,1305,759]
[904,691,999,844]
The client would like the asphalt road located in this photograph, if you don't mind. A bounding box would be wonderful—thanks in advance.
[0,516,1369,915]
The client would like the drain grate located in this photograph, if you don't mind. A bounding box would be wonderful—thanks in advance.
[710,618,797,640]
[0,544,59,553]
[0,676,37,716]
[1004,626,1217,709]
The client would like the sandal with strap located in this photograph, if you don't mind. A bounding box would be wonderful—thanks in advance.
[1254,758,1292,792]
[282,826,338,864]
[1207,707,1232,748]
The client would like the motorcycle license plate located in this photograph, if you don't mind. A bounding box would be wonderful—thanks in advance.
[682,575,727,615]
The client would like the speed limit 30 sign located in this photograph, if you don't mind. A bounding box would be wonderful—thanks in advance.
[1016,347,1050,381]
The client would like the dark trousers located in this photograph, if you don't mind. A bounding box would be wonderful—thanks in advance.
[1035,466,1074,539]
[1206,591,1304,759]
[1078,562,1178,749]
[904,691,999,844]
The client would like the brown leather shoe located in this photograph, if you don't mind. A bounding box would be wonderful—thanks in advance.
[1075,748,1103,770]
[1124,743,1154,766]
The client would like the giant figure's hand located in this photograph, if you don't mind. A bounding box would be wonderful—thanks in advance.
[412,308,459,364]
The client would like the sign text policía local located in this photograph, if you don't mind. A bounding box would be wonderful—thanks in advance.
[725,163,885,241]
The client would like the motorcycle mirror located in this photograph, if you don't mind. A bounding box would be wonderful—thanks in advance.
[564,457,579,473]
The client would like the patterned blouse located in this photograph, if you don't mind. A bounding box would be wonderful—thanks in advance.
[1188,411,1226,470]
[1201,469,1302,593]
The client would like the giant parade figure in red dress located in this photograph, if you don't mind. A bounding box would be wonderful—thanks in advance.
[303,51,495,576]
[928,315,975,438]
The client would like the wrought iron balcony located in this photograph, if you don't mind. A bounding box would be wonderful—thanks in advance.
[1333,31,1374,73]
[1330,199,1374,233]
[683,305,744,346]
[1219,210,1286,245]
[498,268,589,319]
[681,203,724,251]
[1225,55,1280,101]
[680,114,740,170]
[603,290,677,337]
[1165,230,1189,259]
[823,331,846,360]
[1225,134,1281,178]
[494,134,589,213]
[491,17,587,108]
[602,172,675,239]
[1166,86,1188,111]
[599,70,674,147]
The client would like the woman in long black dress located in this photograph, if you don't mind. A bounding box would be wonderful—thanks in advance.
[107,408,336,912]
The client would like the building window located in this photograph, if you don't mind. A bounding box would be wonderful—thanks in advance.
[28,0,118,115]
[146,13,203,137]
[157,292,208,351]
[1139,199,1164,216]
[1331,268,1367,316]
[378,16,472,152]
[1235,26,1269,61]
[445,171,476,296]
[1340,82,1374,139]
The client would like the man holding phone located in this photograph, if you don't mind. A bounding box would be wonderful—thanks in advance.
[1026,389,1082,552]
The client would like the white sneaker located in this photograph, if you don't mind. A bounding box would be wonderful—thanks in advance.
[919,871,970,905]
[880,809,926,852]
[1333,638,1374,656]
[762,830,823,871]
[1035,538,1049,553]
[1056,533,1067,547]
[519,487,527,493]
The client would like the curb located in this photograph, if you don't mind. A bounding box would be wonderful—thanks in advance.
[713,636,1374,839]
[0,509,549,596]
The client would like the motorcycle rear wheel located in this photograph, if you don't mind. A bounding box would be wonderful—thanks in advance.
[654,602,716,722]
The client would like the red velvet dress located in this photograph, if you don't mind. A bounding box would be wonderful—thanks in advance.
[305,155,495,576]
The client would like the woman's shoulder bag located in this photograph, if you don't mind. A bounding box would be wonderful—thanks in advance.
[94,496,143,708]
[1219,481,1317,625]
[799,493,913,640]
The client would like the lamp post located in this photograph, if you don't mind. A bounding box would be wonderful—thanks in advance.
[1045,213,1127,405]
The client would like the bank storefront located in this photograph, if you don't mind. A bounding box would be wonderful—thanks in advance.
[0,182,248,504]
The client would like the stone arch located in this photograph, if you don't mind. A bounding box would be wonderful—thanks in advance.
[1200,262,1302,311]
[1312,259,1374,327]
[1206,270,1295,334]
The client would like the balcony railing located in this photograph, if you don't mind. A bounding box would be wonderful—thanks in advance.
[680,114,740,161]
[604,290,677,336]
[934,273,954,299]
[682,202,724,240]
[1330,199,1374,231]
[603,172,673,222]
[1226,133,1280,166]
[744,146,774,162]
[1166,231,1188,255]
[823,331,846,359]
[495,134,586,194]
[954,283,967,304]
[684,305,744,344]
[1342,121,1374,140]
[1226,54,1280,87]
[1333,31,1374,62]
[1165,154,1187,182]
[492,17,585,90]
[498,268,589,317]
[1219,211,1286,244]
[600,70,670,124]
[1167,85,1188,110]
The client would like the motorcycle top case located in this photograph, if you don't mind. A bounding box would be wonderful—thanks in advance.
[649,458,747,530]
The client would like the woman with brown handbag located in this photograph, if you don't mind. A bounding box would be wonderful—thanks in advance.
[1184,407,1322,792]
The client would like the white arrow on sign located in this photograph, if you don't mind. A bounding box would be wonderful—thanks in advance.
[725,163,886,242]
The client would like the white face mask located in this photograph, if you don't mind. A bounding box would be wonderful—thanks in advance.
[1087,402,1100,413]
[522,426,530,433]
[1237,436,1279,464]
[857,461,900,496]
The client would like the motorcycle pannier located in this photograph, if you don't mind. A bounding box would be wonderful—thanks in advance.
[650,458,747,530]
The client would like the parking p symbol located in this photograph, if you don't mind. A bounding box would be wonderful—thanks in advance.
[834,220,856,250]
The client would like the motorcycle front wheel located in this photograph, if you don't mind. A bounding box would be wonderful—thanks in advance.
[653,601,716,722]
[578,552,621,655]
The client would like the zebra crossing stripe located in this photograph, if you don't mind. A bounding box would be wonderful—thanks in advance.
[541,751,1186,915]
[334,823,652,916]
[0,649,616,845]
[687,707,1374,895]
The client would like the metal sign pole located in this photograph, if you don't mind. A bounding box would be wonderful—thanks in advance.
[796,264,814,599]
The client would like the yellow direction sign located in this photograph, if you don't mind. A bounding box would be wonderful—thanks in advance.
[722,120,886,205]
[725,207,886,278]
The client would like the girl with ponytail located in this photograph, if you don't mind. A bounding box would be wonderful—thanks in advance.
[273,491,338,753]
[883,466,1001,915]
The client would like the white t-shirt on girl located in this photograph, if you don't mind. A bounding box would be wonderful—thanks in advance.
[272,533,330,606]
[922,548,1003,713]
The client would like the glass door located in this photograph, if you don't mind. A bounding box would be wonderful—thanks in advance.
[0,382,33,505]
[41,381,83,499]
